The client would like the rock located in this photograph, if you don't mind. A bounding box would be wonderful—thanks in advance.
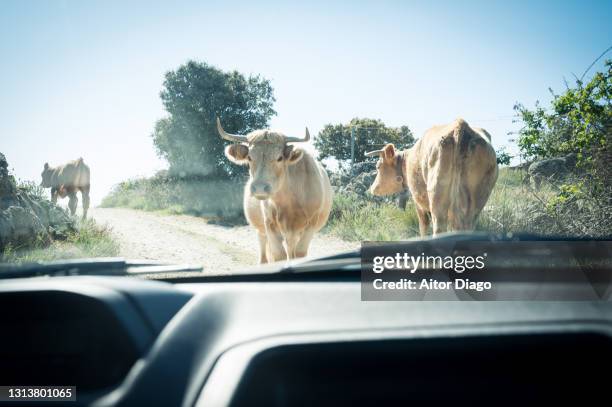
[0,152,75,252]
[508,160,532,172]
[0,206,50,249]
[528,154,577,188]
[0,153,17,207]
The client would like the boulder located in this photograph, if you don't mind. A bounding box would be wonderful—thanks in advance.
[0,152,17,206]
[528,153,577,188]
[0,152,75,253]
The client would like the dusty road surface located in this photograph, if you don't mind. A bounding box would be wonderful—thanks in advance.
[90,207,358,275]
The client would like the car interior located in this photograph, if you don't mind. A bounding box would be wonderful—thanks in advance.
[1,237,610,407]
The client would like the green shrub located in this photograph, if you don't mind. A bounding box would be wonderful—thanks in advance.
[101,172,246,221]
[17,179,47,201]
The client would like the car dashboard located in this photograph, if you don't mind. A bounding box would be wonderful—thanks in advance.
[0,273,610,406]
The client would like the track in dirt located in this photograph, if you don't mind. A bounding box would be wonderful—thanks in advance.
[90,207,358,274]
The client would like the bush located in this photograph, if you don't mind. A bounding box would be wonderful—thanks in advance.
[101,171,246,222]
[17,179,47,201]
[514,60,611,236]
[475,168,610,238]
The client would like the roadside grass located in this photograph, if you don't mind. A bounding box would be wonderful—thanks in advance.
[1,219,120,263]
[475,169,555,235]
[324,194,420,241]
[101,174,245,222]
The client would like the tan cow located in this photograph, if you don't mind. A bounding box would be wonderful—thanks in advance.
[41,158,91,219]
[366,118,497,236]
[217,118,333,263]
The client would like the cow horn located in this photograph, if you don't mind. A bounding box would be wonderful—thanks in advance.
[365,149,383,157]
[285,127,310,143]
[217,117,248,142]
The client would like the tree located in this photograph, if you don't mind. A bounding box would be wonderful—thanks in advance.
[152,61,276,179]
[495,147,512,166]
[314,118,415,168]
[514,60,611,183]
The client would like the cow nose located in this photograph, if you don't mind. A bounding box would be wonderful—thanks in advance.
[250,183,271,198]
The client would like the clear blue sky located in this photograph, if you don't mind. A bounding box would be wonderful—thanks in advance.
[1,0,611,205]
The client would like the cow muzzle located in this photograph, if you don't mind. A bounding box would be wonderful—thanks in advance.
[250,183,272,200]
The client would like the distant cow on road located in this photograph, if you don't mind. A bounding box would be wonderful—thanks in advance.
[366,119,498,236]
[217,118,333,263]
[41,158,91,219]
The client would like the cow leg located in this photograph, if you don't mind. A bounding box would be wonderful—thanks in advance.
[265,227,287,262]
[68,192,78,216]
[398,189,409,210]
[416,207,430,237]
[284,231,304,260]
[431,210,448,235]
[50,188,58,204]
[429,190,450,236]
[257,232,268,264]
[295,229,315,258]
[80,185,90,220]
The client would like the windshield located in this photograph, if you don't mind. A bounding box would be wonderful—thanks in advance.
[1,1,610,274]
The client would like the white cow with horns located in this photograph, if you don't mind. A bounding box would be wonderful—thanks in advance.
[217,118,333,263]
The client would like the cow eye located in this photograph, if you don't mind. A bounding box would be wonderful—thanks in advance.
[277,156,283,162]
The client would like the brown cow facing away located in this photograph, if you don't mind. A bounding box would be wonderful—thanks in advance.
[367,118,498,236]
[217,118,333,263]
[41,158,91,219]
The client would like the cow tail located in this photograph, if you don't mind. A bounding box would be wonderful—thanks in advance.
[450,119,470,230]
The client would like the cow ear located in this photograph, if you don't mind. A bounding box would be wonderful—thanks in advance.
[383,144,396,161]
[225,144,249,165]
[284,145,304,165]
[44,162,49,170]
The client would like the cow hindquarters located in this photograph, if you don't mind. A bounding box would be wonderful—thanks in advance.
[452,145,498,231]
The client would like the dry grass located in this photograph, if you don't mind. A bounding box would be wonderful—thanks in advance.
[1,219,120,263]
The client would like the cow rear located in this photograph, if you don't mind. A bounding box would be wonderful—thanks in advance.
[448,120,498,231]
[367,118,498,236]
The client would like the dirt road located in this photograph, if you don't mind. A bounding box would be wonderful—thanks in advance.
[90,207,358,274]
